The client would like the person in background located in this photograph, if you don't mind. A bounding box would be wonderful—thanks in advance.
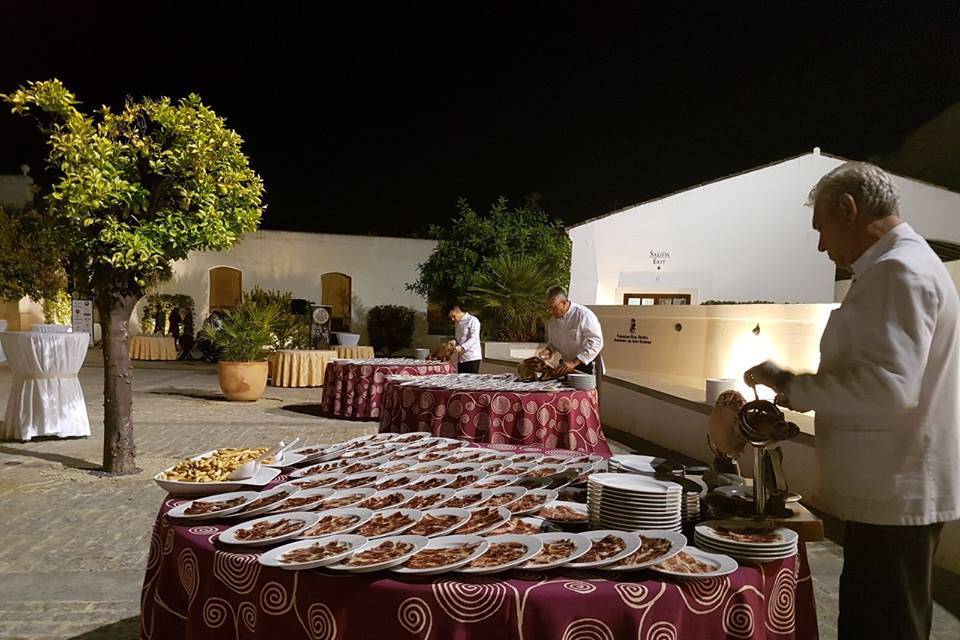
[446,303,482,373]
[745,162,960,640]
[539,286,604,384]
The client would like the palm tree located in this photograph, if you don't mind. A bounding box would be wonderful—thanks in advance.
[468,254,552,341]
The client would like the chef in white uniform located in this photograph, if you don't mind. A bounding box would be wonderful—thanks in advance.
[446,303,482,373]
[746,162,960,640]
[540,286,604,384]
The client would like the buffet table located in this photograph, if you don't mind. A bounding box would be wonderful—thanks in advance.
[270,350,339,387]
[130,335,178,361]
[0,330,90,440]
[333,345,375,360]
[141,469,818,640]
[379,375,611,455]
[322,358,456,420]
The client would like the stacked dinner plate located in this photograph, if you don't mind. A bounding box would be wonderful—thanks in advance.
[586,473,682,532]
[564,373,596,390]
[682,491,701,524]
[694,519,799,562]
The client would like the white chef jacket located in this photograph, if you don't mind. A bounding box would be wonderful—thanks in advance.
[455,312,482,363]
[546,302,604,365]
[787,223,960,526]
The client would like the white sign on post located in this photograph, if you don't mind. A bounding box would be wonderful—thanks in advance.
[72,299,94,340]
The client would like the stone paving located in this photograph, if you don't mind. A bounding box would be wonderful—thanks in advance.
[0,358,957,639]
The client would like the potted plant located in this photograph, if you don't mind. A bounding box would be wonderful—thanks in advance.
[204,300,280,401]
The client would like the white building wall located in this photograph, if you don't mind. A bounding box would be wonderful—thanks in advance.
[569,152,960,305]
[142,230,437,345]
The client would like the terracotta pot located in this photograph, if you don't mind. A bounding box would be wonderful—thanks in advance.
[218,361,269,401]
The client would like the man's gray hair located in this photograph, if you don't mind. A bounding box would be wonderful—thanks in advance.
[807,161,900,218]
[545,286,567,301]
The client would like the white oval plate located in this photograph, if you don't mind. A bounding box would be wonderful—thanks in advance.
[259,534,368,570]
[447,471,489,490]
[326,535,430,573]
[408,462,447,475]
[406,508,472,538]
[484,486,528,509]
[376,459,420,474]
[472,475,517,490]
[406,474,456,492]
[261,451,306,468]
[538,500,590,524]
[650,545,739,578]
[509,453,544,463]
[271,488,337,514]
[452,506,511,536]
[339,457,392,476]
[154,460,281,496]
[604,530,687,571]
[356,489,416,511]
[438,489,492,509]
[220,511,320,546]
[507,489,558,515]
[167,491,260,520]
[566,530,642,568]
[404,488,457,510]
[291,460,348,478]
[296,507,374,539]
[229,486,301,519]
[314,488,377,510]
[392,535,490,575]
[522,532,593,569]
[332,472,385,490]
[695,520,799,549]
[353,508,423,538]
[444,463,482,475]
[457,534,543,574]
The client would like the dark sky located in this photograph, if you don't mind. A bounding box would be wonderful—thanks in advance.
[1,1,958,236]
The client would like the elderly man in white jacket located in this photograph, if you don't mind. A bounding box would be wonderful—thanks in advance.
[746,162,960,640]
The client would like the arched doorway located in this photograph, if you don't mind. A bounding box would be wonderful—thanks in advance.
[209,266,243,312]
[321,272,352,332]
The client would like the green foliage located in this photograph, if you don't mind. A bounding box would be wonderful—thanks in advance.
[0,206,67,301]
[247,286,310,350]
[203,299,280,362]
[468,254,552,341]
[407,195,571,308]
[41,289,72,324]
[1,79,264,299]
[367,305,416,356]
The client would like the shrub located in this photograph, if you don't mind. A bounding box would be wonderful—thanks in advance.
[203,300,280,362]
[247,286,310,349]
[367,305,416,356]
[468,254,551,341]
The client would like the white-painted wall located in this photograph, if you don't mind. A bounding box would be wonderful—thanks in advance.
[139,230,437,346]
[569,151,960,306]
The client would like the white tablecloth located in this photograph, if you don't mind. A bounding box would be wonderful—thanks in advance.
[30,324,72,333]
[0,319,6,363]
[0,331,90,441]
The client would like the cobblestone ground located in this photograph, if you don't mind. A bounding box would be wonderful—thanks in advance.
[0,358,957,639]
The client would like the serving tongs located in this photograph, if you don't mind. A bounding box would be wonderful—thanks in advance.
[226,438,301,480]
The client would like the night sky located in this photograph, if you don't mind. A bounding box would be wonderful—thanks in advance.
[1,1,958,236]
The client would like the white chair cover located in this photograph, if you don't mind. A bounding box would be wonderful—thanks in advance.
[0,331,90,441]
[0,319,6,363]
[30,324,72,333]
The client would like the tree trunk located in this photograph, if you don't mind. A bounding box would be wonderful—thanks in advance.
[99,293,140,474]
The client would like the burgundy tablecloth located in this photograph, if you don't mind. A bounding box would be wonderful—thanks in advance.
[378,381,612,455]
[141,489,818,640]
[322,361,455,420]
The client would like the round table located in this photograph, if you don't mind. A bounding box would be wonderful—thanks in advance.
[322,358,456,420]
[379,379,611,455]
[130,335,178,361]
[333,345,375,360]
[29,323,72,333]
[270,350,338,387]
[140,472,818,640]
[0,331,90,440]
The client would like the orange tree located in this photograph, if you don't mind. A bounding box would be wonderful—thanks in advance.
[1,80,264,473]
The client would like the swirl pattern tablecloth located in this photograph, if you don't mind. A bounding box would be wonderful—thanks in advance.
[140,490,818,640]
[378,381,612,455]
[322,360,455,420]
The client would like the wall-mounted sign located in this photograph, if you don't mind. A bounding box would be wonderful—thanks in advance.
[650,250,670,271]
[72,299,94,339]
[614,318,652,345]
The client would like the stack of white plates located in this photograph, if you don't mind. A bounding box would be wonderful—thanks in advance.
[694,520,799,562]
[565,373,596,390]
[608,454,656,475]
[682,491,701,523]
[586,473,682,531]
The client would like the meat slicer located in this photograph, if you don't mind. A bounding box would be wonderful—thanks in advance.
[737,388,800,518]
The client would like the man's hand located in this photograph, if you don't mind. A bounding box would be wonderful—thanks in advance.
[743,360,794,393]
[558,359,581,374]
[455,345,464,355]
